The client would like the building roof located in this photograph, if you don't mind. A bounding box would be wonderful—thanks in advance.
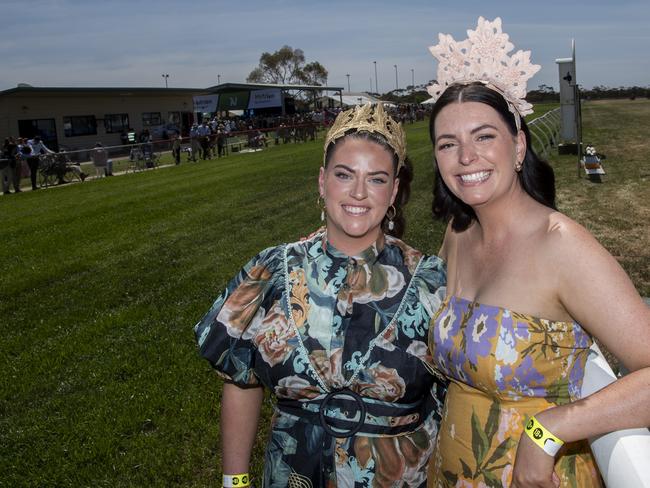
[323,92,384,106]
[205,82,344,93]
[0,85,207,97]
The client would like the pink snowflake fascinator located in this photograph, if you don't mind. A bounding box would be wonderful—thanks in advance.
[427,17,541,119]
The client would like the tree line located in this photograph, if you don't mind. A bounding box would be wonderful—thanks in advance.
[244,47,648,103]
[527,84,650,102]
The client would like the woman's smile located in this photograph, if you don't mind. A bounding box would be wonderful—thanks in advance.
[342,204,371,215]
[457,170,493,185]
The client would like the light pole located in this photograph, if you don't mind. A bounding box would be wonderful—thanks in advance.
[346,74,350,93]
[373,61,378,94]
[162,73,169,88]
[411,68,416,103]
[394,65,398,91]
[217,74,221,85]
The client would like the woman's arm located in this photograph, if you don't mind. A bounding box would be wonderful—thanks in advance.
[511,217,650,487]
[220,383,264,474]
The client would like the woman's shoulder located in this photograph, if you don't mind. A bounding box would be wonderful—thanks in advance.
[531,210,623,291]
[539,211,606,257]
[237,242,287,280]
[385,235,446,281]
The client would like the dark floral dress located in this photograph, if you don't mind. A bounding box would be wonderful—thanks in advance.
[195,231,448,487]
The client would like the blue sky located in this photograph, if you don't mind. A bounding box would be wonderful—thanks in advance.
[1,0,648,93]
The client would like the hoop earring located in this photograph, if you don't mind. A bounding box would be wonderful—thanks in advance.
[385,205,397,231]
[317,195,326,221]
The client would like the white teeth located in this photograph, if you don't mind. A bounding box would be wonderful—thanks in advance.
[343,206,369,215]
[460,171,490,183]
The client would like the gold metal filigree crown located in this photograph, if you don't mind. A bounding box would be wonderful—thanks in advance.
[323,103,406,171]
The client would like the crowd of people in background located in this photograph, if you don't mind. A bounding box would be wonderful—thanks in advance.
[176,104,428,161]
[1,136,93,193]
[1,135,57,193]
[1,103,430,193]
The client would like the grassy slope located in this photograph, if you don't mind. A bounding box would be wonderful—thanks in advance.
[1,100,648,486]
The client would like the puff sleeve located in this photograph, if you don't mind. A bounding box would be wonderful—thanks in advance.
[194,245,284,387]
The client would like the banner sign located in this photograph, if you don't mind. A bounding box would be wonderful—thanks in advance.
[193,95,219,113]
[247,89,282,109]
[218,91,250,111]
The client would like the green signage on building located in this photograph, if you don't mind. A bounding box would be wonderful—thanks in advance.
[218,91,251,111]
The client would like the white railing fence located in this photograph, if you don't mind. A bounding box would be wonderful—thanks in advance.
[528,107,561,157]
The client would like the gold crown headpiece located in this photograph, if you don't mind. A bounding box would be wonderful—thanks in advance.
[427,17,541,129]
[323,103,406,171]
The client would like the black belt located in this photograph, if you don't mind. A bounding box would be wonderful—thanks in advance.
[276,388,433,438]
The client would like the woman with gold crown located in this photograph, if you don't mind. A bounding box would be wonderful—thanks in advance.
[195,102,448,487]
[425,17,650,487]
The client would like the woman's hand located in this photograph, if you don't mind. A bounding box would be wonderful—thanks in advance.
[510,432,559,488]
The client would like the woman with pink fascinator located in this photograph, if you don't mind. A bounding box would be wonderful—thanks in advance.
[425,17,650,487]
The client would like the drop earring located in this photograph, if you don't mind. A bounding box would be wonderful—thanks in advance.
[317,195,326,221]
[386,205,397,231]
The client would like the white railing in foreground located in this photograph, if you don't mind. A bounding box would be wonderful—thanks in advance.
[528,107,561,157]
[582,343,650,487]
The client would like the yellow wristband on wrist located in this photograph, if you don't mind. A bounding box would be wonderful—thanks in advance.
[524,415,564,456]
[222,473,250,488]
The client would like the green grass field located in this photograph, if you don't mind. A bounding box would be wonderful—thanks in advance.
[1,99,648,486]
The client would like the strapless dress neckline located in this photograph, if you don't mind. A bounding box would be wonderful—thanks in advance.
[443,294,580,327]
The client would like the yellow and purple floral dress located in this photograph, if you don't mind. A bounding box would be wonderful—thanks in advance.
[195,231,447,487]
[428,296,602,487]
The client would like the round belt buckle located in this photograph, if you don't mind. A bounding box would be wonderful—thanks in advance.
[318,389,366,438]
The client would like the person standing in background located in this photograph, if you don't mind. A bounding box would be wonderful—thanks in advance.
[2,137,21,194]
[197,120,212,160]
[189,123,200,162]
[26,135,54,190]
[172,133,182,165]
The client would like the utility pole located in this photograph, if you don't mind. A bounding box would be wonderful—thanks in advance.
[411,69,416,103]
[162,73,169,88]
[373,61,378,94]
[217,74,221,85]
[346,74,350,93]
[394,65,398,91]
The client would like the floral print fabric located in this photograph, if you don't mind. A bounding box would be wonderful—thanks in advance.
[428,296,602,487]
[195,231,447,487]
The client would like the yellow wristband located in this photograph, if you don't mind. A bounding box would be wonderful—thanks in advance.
[222,473,250,487]
[524,415,564,456]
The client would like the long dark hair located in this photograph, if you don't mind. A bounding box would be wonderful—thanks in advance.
[324,130,413,238]
[429,82,556,232]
